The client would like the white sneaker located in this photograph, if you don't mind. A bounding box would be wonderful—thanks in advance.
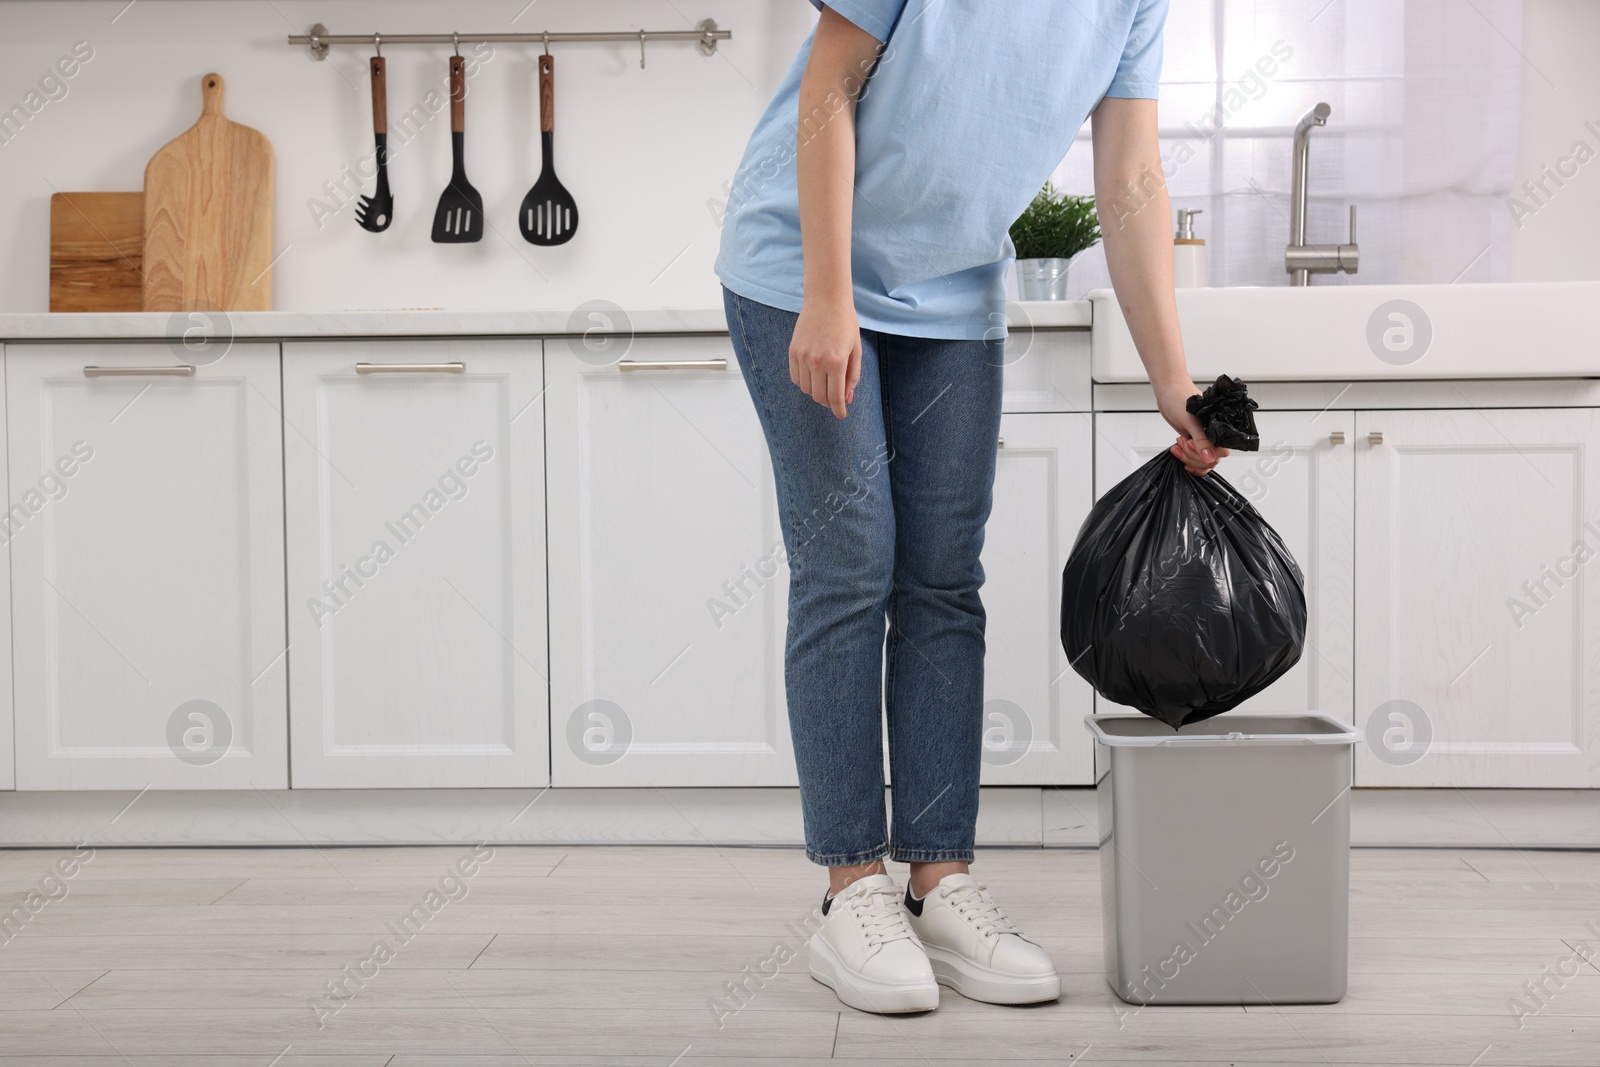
[808,873,940,1014]
[904,873,1061,1005]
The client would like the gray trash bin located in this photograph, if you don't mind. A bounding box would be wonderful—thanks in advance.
[1085,712,1362,1006]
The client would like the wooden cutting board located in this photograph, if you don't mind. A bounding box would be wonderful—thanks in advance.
[49,192,145,312]
[142,72,273,312]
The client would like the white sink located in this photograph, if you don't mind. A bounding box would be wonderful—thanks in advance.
[1087,281,1600,382]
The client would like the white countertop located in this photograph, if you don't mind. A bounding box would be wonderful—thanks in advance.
[0,300,1092,341]
[16,282,1596,382]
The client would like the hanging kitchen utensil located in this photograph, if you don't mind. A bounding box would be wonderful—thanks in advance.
[431,52,484,243]
[142,73,273,311]
[519,52,579,245]
[355,47,393,232]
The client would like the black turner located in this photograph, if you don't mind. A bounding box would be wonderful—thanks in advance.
[519,53,579,245]
[431,55,483,243]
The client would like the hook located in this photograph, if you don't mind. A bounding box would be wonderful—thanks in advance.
[373,32,381,57]
[542,31,550,56]
[452,31,460,57]
[639,30,647,69]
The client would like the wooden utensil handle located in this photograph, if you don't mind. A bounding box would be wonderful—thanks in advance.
[540,54,554,133]
[201,73,224,116]
[450,55,465,133]
[369,57,387,135]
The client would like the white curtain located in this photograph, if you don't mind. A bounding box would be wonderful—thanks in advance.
[1048,0,1525,296]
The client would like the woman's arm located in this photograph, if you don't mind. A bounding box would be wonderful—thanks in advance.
[1090,97,1224,475]
[792,8,882,420]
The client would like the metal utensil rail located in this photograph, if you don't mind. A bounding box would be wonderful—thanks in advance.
[287,21,730,65]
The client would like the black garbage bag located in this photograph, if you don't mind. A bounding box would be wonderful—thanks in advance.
[1186,373,1260,451]
[1059,439,1306,729]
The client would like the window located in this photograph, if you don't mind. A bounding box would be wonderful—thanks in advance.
[1050,0,1524,294]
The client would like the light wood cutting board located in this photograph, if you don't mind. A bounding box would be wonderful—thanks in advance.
[142,72,273,312]
[49,192,145,312]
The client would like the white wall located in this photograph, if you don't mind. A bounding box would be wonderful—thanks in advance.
[3,0,1594,312]
[0,0,813,313]
[1509,0,1600,282]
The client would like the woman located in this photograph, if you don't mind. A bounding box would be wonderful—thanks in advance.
[714,0,1224,1015]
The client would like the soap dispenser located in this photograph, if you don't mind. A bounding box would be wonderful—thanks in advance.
[1173,207,1209,288]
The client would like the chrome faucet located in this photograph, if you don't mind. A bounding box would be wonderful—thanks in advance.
[1285,102,1358,285]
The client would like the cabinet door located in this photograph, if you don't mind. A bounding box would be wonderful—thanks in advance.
[0,348,11,790]
[979,412,1096,784]
[1092,411,1355,723]
[998,329,1092,414]
[1355,409,1600,787]
[7,343,287,790]
[282,341,548,788]
[546,335,792,786]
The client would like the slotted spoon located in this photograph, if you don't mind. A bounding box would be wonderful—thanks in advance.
[519,53,579,245]
[431,55,483,243]
[355,55,393,232]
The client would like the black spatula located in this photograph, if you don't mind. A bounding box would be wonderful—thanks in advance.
[519,54,579,245]
[431,55,483,243]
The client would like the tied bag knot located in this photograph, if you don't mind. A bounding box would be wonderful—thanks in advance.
[1186,373,1260,451]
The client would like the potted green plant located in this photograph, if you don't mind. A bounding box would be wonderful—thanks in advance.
[1010,183,1101,300]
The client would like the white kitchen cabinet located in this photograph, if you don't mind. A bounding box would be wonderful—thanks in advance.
[0,349,11,790]
[7,343,286,790]
[998,329,1093,413]
[1092,411,1356,724]
[282,340,548,788]
[979,411,1096,784]
[1354,408,1600,787]
[545,335,793,787]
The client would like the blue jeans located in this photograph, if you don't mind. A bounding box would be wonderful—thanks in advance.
[723,288,1004,867]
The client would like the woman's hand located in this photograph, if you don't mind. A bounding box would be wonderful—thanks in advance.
[792,10,878,421]
[791,297,862,420]
[1090,98,1227,478]
[1154,377,1228,476]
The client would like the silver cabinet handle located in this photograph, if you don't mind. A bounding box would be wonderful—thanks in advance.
[1329,431,1345,445]
[616,359,727,372]
[997,437,1005,449]
[83,365,195,377]
[356,362,466,374]
[1368,431,1383,445]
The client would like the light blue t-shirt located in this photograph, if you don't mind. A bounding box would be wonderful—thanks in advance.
[714,0,1169,340]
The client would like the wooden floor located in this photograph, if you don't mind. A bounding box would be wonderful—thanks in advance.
[0,845,1596,1065]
